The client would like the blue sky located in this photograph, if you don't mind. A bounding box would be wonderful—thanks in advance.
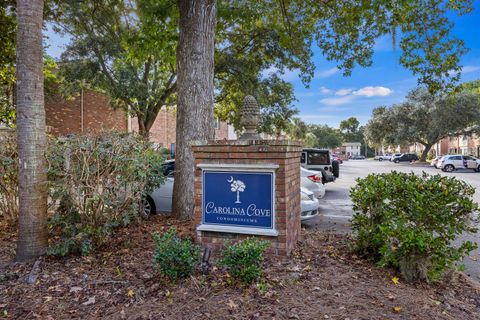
[44,3,480,128]
[289,4,480,128]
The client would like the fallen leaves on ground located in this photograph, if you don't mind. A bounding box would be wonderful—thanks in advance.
[0,217,479,320]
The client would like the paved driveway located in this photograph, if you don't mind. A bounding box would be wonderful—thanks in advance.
[303,159,480,280]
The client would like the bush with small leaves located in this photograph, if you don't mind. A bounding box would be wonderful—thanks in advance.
[152,228,200,281]
[220,237,270,284]
[0,132,17,225]
[350,171,478,282]
[46,132,165,256]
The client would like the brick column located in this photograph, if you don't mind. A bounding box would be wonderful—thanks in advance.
[192,140,302,258]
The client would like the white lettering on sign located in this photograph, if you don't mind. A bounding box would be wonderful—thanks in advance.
[205,201,271,217]
[247,204,271,217]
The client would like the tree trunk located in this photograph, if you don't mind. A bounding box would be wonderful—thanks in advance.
[15,0,48,261]
[173,0,216,219]
[420,144,433,162]
[137,114,148,138]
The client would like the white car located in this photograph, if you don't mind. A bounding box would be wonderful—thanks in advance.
[374,154,391,161]
[437,155,480,172]
[300,167,326,199]
[430,156,444,168]
[143,171,174,215]
[300,187,320,221]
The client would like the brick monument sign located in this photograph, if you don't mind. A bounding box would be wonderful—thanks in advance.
[192,96,302,258]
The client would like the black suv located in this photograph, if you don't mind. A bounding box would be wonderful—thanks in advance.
[392,153,419,163]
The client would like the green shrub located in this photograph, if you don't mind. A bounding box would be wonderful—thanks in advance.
[350,171,478,282]
[46,132,165,256]
[220,237,270,284]
[152,228,200,281]
[0,132,17,225]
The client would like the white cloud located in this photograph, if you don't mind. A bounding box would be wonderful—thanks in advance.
[319,96,355,106]
[319,86,332,94]
[462,65,480,74]
[317,67,339,78]
[335,88,353,96]
[352,86,392,97]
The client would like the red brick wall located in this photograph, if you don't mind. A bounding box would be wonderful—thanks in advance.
[131,107,177,149]
[131,107,231,150]
[45,90,127,136]
[192,140,302,259]
[214,120,229,140]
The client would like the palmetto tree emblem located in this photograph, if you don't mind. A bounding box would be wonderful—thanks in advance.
[228,176,246,204]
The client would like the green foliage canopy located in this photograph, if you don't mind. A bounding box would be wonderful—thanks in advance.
[52,0,473,135]
[306,124,343,149]
[365,85,480,160]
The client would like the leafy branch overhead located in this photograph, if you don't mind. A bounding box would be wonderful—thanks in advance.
[50,0,472,135]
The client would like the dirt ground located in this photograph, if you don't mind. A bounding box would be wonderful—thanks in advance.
[1,216,480,320]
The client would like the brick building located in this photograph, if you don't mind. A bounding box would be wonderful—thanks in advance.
[45,90,235,155]
[447,134,480,156]
[130,108,234,155]
[45,90,127,135]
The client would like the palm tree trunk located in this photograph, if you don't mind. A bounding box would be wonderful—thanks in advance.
[173,0,216,219]
[15,0,48,261]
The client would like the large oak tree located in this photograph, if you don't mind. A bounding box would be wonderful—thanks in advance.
[173,0,216,219]
[365,87,480,161]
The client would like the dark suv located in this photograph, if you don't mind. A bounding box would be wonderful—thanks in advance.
[392,153,419,163]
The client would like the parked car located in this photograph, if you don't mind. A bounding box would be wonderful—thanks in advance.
[143,161,325,216]
[300,187,320,221]
[300,148,339,180]
[392,153,419,163]
[437,155,480,172]
[374,154,391,161]
[143,169,174,215]
[300,167,326,199]
[350,155,365,160]
[430,156,444,168]
[389,153,402,161]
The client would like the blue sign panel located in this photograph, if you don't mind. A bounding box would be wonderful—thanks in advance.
[202,171,274,230]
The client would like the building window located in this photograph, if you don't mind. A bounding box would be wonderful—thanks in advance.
[214,117,220,129]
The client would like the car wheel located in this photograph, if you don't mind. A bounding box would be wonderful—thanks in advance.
[141,195,156,217]
[332,160,340,178]
[444,164,455,173]
[379,158,383,162]
[394,159,399,163]
[476,165,480,172]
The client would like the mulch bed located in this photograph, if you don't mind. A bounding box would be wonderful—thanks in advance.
[1,216,480,320]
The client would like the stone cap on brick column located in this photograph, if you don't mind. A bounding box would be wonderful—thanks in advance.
[239,95,261,140]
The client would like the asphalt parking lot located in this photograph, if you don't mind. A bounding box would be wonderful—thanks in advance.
[304,159,480,280]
